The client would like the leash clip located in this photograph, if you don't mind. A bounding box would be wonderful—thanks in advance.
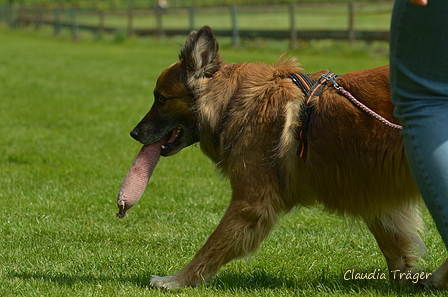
[322,72,340,90]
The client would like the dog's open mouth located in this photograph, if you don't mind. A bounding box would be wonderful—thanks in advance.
[161,127,183,155]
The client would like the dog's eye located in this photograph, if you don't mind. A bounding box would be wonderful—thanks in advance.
[157,95,167,104]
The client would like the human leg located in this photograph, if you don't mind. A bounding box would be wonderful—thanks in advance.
[390,0,448,249]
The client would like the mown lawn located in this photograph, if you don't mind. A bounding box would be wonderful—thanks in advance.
[0,27,446,296]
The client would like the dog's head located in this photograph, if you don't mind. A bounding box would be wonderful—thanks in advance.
[130,26,221,156]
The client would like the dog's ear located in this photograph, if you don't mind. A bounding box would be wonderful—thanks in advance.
[179,26,220,79]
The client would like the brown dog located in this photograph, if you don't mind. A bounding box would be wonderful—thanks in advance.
[122,26,448,289]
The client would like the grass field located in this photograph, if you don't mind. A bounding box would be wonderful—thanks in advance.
[0,27,446,296]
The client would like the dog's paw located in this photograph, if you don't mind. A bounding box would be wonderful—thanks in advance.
[150,275,183,290]
[417,258,448,289]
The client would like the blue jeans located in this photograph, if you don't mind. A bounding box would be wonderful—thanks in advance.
[390,0,448,249]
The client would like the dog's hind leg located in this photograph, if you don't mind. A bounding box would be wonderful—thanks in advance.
[363,206,426,284]
[150,176,282,290]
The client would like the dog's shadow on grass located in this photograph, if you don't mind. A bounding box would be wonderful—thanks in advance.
[7,268,427,294]
[211,268,426,295]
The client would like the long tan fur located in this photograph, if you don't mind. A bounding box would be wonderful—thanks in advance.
[128,27,448,290]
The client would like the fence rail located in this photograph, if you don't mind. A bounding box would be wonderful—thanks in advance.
[0,1,392,47]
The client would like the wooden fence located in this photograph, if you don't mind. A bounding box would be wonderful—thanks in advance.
[0,1,391,47]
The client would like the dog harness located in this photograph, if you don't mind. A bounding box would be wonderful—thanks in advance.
[289,72,338,157]
[289,72,402,158]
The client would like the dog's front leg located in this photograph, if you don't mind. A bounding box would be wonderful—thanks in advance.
[151,176,281,290]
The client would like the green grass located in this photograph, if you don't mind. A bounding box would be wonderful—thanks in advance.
[0,27,446,296]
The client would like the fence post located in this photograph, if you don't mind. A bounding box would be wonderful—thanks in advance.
[18,3,25,28]
[54,8,61,36]
[127,0,134,38]
[98,10,105,38]
[34,3,43,31]
[289,3,297,49]
[348,2,355,44]
[7,2,15,28]
[189,6,195,32]
[92,2,103,39]
[155,5,164,38]
[71,5,79,41]
[230,4,239,47]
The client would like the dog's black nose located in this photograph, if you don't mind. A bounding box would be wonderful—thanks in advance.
[130,127,139,140]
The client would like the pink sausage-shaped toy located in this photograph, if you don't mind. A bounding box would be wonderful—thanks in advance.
[116,141,163,218]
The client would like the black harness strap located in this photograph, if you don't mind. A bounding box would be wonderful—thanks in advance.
[289,72,339,158]
[290,73,315,94]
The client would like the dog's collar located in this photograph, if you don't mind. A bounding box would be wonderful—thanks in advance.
[289,72,339,158]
